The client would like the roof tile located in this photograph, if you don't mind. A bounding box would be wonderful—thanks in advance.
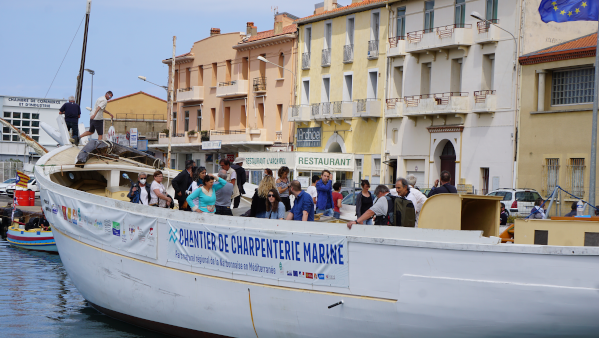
[242,24,297,43]
[296,0,387,22]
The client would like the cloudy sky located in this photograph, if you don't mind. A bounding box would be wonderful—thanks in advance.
[0,0,313,125]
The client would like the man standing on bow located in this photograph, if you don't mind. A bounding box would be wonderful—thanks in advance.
[58,96,81,144]
[80,91,115,141]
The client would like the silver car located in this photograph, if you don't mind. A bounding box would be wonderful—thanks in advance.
[0,178,16,195]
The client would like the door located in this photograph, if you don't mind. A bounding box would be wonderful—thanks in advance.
[440,141,456,185]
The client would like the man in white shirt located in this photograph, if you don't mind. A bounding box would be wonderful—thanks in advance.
[305,175,319,211]
[219,159,238,201]
[406,175,427,227]
[80,91,115,141]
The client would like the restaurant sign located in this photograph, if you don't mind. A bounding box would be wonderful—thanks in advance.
[239,152,354,171]
[296,127,321,148]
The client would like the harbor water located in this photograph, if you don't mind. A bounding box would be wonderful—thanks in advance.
[0,236,165,337]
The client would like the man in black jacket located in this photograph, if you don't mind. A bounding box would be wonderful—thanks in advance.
[231,157,246,208]
[172,160,195,211]
[427,170,457,198]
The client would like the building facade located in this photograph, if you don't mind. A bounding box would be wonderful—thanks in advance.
[292,0,390,187]
[517,33,598,216]
[0,95,67,163]
[383,0,597,193]
[103,91,168,148]
[150,14,297,171]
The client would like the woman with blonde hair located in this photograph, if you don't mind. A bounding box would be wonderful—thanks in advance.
[250,175,276,218]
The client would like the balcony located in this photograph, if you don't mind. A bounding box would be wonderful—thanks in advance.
[216,80,248,98]
[158,131,202,145]
[177,86,204,102]
[475,20,500,45]
[473,90,497,116]
[321,48,331,67]
[387,36,406,57]
[253,77,266,93]
[302,52,311,70]
[208,129,268,143]
[385,98,405,118]
[404,92,469,122]
[353,98,381,120]
[406,24,473,55]
[343,44,354,63]
[367,40,379,59]
[288,105,311,124]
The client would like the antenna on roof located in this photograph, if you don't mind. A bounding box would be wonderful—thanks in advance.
[272,6,278,16]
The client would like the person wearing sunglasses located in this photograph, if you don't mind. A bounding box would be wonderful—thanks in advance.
[265,189,285,220]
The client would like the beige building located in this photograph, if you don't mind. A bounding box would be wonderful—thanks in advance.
[517,33,598,216]
[150,14,297,171]
[103,91,168,145]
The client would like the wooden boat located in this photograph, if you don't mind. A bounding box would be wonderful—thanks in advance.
[34,137,599,337]
[6,224,57,252]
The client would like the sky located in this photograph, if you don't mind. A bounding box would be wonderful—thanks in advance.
[0,0,314,126]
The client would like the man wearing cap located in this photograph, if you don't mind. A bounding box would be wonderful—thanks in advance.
[231,157,246,208]
[172,159,196,211]
[58,96,81,144]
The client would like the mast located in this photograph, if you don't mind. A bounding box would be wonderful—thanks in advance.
[75,0,92,105]
[167,36,176,169]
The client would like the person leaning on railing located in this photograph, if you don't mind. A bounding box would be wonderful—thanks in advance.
[186,174,227,214]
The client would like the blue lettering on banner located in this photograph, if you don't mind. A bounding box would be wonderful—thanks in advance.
[167,220,348,287]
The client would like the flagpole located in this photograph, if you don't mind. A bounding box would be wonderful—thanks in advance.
[588,32,598,214]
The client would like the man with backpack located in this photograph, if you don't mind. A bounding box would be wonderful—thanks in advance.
[347,185,390,229]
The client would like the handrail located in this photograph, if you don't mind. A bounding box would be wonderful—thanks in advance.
[407,23,473,43]
[367,40,378,57]
[218,81,237,87]
[253,77,266,92]
[321,48,331,66]
[388,36,406,47]
[477,19,499,33]
[474,90,496,103]
[386,98,404,109]
[343,44,353,63]
[178,87,193,92]
[210,129,245,135]
[302,52,311,69]
[310,103,320,116]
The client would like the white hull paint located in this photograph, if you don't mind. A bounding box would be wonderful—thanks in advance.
[37,147,599,337]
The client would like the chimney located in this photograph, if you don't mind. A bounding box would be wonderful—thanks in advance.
[314,2,324,15]
[210,28,221,36]
[246,22,257,37]
[274,16,283,35]
[324,0,334,11]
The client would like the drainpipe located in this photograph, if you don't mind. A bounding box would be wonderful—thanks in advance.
[381,3,392,184]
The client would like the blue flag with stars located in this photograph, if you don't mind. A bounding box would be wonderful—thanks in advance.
[539,0,599,22]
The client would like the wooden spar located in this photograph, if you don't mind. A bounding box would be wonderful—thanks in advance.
[75,0,92,105]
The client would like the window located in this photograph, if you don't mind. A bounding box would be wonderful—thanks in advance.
[3,112,9,118]
[455,0,466,27]
[482,54,495,90]
[397,7,406,38]
[544,158,559,196]
[2,135,8,141]
[551,67,595,105]
[343,74,353,101]
[184,111,189,132]
[424,1,435,32]
[392,128,398,144]
[22,113,30,119]
[225,60,232,82]
[278,53,284,78]
[516,191,542,202]
[12,135,19,141]
[370,11,380,41]
[257,104,264,128]
[173,111,177,132]
[22,120,30,127]
[32,113,39,119]
[13,120,20,126]
[2,127,8,133]
[186,68,191,88]
[421,63,432,94]
[486,0,498,21]
[32,121,39,127]
[13,112,20,118]
[22,128,30,134]
[451,59,463,92]
[198,66,204,86]
[302,79,310,105]
[373,158,381,176]
[568,158,585,198]
[211,63,217,86]
[197,109,202,130]
[32,129,39,135]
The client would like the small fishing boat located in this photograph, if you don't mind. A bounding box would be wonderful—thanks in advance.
[6,224,57,252]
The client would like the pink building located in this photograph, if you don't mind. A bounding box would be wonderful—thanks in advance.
[151,13,298,172]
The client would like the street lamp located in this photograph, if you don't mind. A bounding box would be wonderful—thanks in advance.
[470,11,517,69]
[84,68,94,109]
[138,75,168,91]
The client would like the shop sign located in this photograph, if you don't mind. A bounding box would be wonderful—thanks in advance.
[296,127,321,148]
[295,153,354,171]
[202,141,221,150]
[3,96,66,109]
[129,128,138,149]
[241,152,295,170]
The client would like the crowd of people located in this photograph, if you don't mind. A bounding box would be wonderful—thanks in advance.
[126,162,464,227]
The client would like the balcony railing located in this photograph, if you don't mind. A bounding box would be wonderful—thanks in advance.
[367,40,379,58]
[211,129,246,135]
[219,81,237,87]
[275,131,283,141]
[311,103,320,116]
[178,87,193,92]
[291,105,300,117]
[436,24,472,39]
[253,77,266,92]
[343,44,353,63]
[332,101,343,115]
[432,92,468,105]
[407,30,424,43]
[354,98,381,118]
[302,52,311,69]
[388,36,405,47]
[321,48,331,67]
[386,98,404,109]
[405,95,421,107]
[474,90,496,103]
[321,102,331,115]
[477,19,499,33]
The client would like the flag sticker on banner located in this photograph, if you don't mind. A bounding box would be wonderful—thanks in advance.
[15,171,29,188]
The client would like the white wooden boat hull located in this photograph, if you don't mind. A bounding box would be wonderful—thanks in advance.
[37,146,599,337]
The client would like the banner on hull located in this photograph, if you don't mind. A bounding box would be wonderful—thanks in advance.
[167,219,349,288]
[42,190,158,259]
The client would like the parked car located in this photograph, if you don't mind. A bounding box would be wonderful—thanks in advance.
[486,188,542,217]
[339,190,375,221]
[7,177,38,198]
[0,178,16,195]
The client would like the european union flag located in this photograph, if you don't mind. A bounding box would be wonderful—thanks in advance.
[539,0,599,23]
